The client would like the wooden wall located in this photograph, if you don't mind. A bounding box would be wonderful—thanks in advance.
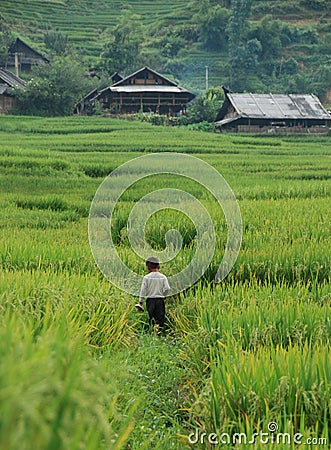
[0,95,17,114]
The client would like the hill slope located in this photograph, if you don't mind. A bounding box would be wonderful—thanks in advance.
[1,0,330,98]
[0,0,191,56]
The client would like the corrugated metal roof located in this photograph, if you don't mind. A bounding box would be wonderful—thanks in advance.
[226,93,330,120]
[0,69,26,89]
[215,117,238,127]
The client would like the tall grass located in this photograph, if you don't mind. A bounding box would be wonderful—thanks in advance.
[0,116,330,448]
[201,344,330,437]
[0,309,137,450]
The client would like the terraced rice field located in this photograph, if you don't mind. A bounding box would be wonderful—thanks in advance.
[0,115,330,449]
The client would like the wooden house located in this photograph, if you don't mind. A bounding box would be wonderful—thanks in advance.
[0,68,26,114]
[6,38,49,73]
[216,87,331,134]
[94,66,195,115]
[75,88,98,115]
[110,72,123,84]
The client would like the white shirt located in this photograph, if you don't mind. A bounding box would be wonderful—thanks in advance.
[139,271,170,303]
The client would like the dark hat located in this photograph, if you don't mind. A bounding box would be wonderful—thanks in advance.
[146,256,159,264]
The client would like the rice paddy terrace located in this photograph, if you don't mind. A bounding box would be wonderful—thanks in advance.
[1,0,330,90]
[1,0,190,56]
[0,115,330,448]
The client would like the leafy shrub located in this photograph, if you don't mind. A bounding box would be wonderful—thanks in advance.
[134,112,169,126]
[282,57,300,75]
[185,87,224,124]
[186,121,216,132]
[300,0,329,10]
[14,56,93,117]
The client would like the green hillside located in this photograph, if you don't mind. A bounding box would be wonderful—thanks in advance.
[1,0,330,98]
[0,0,191,56]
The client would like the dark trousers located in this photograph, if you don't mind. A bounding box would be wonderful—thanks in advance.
[146,297,165,327]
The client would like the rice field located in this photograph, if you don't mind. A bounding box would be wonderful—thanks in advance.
[0,115,330,449]
[0,0,190,59]
[2,0,330,91]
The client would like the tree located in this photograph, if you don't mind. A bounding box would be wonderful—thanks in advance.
[159,33,182,59]
[310,65,331,98]
[99,12,144,75]
[229,38,262,82]
[0,18,14,64]
[226,0,253,89]
[44,29,70,56]
[197,4,230,50]
[186,87,225,123]
[250,16,283,60]
[14,56,92,116]
[282,57,299,75]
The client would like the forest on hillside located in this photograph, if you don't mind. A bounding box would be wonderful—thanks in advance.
[0,0,330,116]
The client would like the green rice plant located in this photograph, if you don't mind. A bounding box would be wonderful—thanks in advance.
[0,205,81,230]
[82,299,138,351]
[138,209,197,249]
[0,222,95,273]
[15,196,68,212]
[82,164,116,178]
[188,343,331,444]
[0,310,138,450]
[179,415,330,449]
[1,116,328,157]
[0,155,69,177]
[0,115,330,448]
[172,281,331,382]
[0,268,140,351]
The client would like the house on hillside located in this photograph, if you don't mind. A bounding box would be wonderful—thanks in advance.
[75,88,99,115]
[88,66,195,115]
[5,37,49,74]
[0,68,26,114]
[75,72,125,114]
[110,72,123,84]
[216,87,331,134]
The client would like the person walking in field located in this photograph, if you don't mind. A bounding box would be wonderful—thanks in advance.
[136,256,170,334]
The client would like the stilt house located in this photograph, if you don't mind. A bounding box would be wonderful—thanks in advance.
[94,66,195,115]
